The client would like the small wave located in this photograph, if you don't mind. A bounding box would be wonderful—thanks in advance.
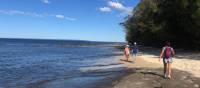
[91,63,122,67]
[79,64,124,73]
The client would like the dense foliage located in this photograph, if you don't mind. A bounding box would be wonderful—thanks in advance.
[123,0,200,50]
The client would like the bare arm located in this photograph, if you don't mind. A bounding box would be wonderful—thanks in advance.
[171,48,175,57]
[159,47,164,61]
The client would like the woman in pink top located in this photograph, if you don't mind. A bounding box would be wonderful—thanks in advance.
[159,41,175,79]
[124,45,130,61]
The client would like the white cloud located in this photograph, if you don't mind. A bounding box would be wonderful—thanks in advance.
[108,1,132,15]
[99,7,112,12]
[0,9,76,21]
[99,0,132,15]
[42,0,50,4]
[55,15,65,19]
[65,17,76,21]
[0,10,43,17]
[108,1,124,10]
[55,14,76,21]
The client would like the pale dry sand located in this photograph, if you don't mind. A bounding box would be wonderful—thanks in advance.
[112,53,200,88]
[139,55,200,78]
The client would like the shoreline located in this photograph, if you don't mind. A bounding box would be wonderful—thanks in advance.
[90,56,135,88]
[111,53,200,88]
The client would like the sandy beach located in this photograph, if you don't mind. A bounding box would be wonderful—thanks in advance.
[112,50,200,88]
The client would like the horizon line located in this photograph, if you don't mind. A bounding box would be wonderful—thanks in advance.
[0,37,125,43]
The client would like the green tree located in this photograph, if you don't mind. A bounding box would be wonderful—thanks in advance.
[123,0,200,50]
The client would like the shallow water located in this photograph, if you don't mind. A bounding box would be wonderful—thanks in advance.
[0,38,125,88]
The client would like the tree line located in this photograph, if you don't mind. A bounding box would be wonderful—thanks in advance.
[122,0,200,50]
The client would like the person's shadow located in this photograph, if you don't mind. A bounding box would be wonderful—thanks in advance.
[139,71,164,78]
[120,59,133,63]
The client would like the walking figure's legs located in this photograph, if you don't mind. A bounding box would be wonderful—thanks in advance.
[164,62,167,78]
[168,63,172,79]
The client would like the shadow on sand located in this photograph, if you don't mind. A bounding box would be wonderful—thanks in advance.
[113,67,200,88]
[120,59,133,63]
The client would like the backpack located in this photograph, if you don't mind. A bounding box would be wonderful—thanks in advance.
[164,47,172,58]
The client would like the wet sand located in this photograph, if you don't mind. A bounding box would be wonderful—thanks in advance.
[112,53,200,88]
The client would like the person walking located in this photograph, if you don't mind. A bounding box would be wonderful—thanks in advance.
[131,42,138,62]
[159,41,175,79]
[124,44,130,61]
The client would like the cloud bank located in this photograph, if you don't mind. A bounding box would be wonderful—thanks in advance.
[0,9,76,21]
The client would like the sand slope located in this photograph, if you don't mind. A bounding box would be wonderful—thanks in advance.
[113,55,200,88]
[139,55,200,78]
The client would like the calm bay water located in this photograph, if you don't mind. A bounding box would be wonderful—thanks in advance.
[0,38,126,88]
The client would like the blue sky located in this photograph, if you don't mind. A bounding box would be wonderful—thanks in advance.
[0,0,139,42]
